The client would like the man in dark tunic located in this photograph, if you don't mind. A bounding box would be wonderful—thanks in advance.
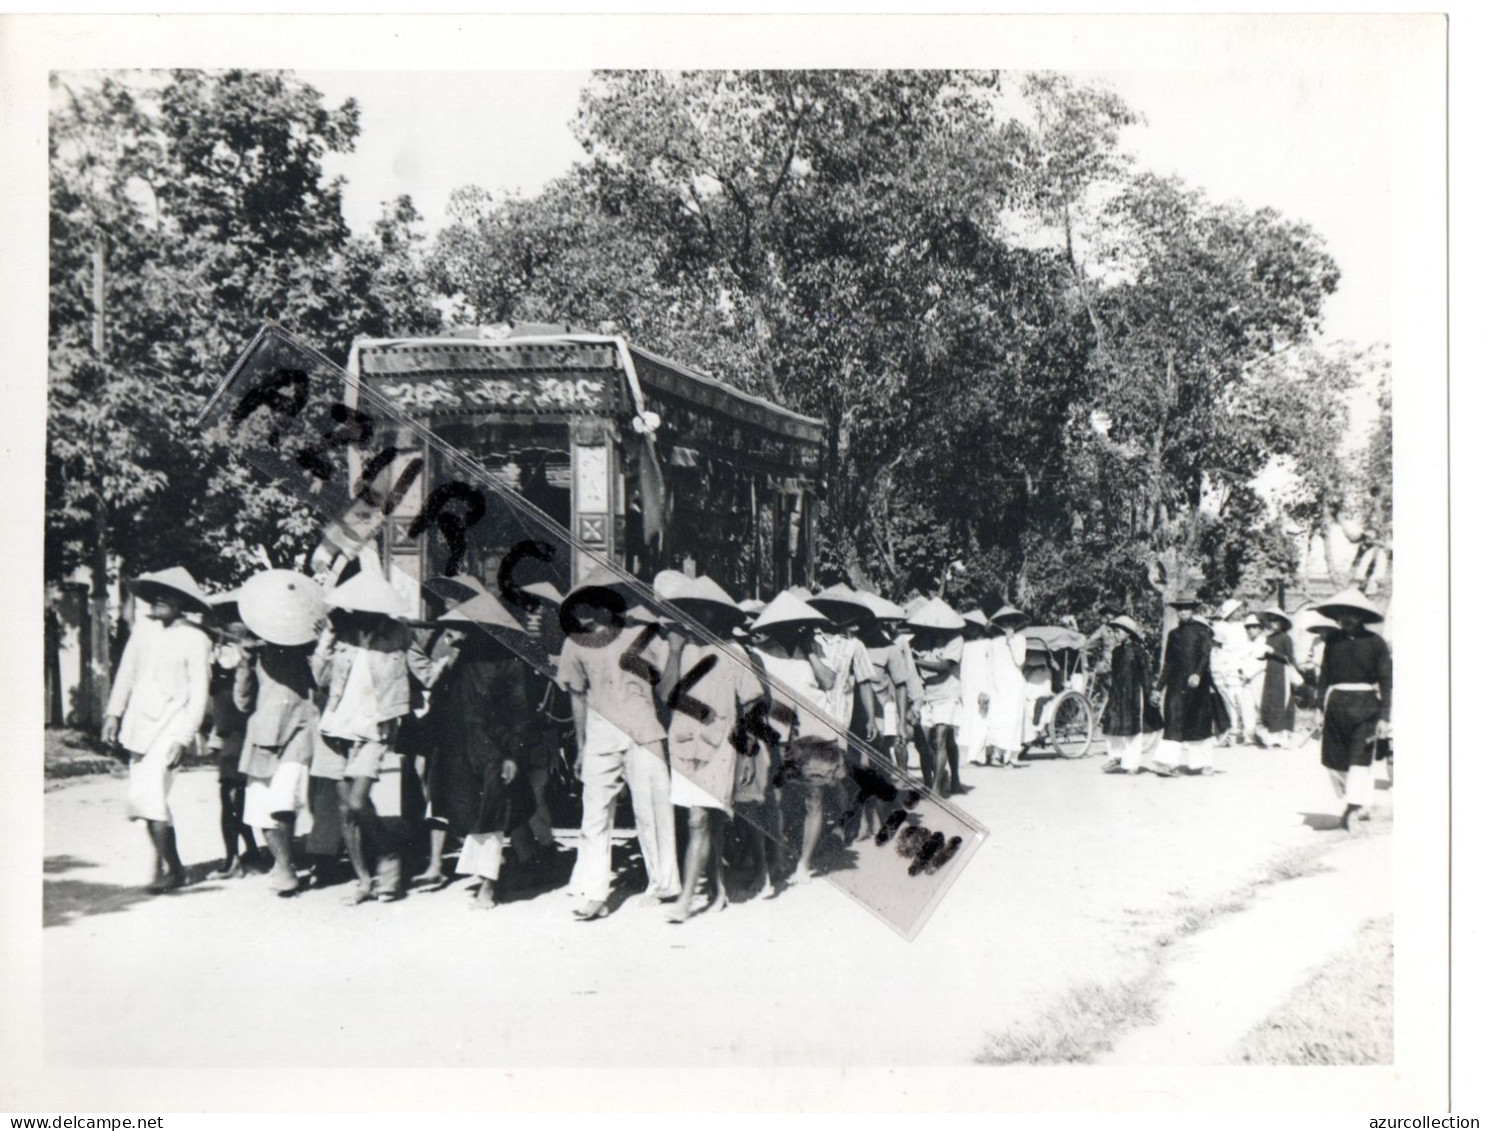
[1100,615,1174,776]
[1157,592,1220,775]
[1313,589,1392,830]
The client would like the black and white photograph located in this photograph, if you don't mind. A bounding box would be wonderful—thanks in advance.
[0,11,1456,1119]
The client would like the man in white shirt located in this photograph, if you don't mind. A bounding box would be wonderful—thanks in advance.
[1210,598,1251,747]
[103,568,213,893]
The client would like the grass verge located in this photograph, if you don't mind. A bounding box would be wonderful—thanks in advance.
[976,838,1357,1065]
[1228,915,1393,1065]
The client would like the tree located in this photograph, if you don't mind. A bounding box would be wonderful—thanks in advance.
[49,70,444,597]
[426,69,1359,628]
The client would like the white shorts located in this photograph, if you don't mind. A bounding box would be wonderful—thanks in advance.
[244,761,311,830]
[126,741,178,823]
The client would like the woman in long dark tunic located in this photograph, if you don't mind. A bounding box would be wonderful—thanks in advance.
[1257,607,1297,746]
[1100,616,1174,776]
[422,595,538,909]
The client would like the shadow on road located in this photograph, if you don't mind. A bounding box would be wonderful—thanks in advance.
[1299,811,1346,832]
[43,876,220,929]
[43,854,100,875]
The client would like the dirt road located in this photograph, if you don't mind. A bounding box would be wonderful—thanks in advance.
[42,742,1390,1069]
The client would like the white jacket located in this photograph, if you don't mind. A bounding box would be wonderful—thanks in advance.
[106,618,212,756]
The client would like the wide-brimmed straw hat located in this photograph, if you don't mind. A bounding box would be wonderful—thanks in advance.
[753,591,830,633]
[238,569,327,646]
[1312,587,1383,624]
[1259,605,1293,629]
[906,596,964,631]
[990,604,1030,629]
[1242,613,1262,628]
[1107,614,1144,640]
[326,569,410,619]
[423,573,488,604]
[439,590,527,633]
[1218,598,1243,620]
[129,567,212,615]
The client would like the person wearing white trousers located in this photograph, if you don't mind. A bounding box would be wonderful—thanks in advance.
[557,591,681,920]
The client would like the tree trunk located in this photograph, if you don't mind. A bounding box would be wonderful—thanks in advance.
[87,509,112,728]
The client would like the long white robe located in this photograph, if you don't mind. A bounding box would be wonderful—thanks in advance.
[988,633,1028,751]
[954,638,995,752]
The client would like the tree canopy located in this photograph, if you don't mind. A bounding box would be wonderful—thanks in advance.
[49,67,1389,634]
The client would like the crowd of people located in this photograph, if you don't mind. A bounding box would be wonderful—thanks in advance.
[1095,588,1393,832]
[98,560,1393,920]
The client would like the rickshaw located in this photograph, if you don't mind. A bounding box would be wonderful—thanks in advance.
[1018,625,1106,759]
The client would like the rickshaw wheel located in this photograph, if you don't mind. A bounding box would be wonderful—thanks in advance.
[1048,691,1095,758]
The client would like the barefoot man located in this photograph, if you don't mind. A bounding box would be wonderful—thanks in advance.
[102,568,213,893]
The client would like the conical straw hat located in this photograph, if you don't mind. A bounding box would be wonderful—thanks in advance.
[129,567,212,614]
[518,580,564,606]
[903,595,929,618]
[737,597,767,618]
[567,560,634,599]
[906,596,964,631]
[424,573,488,603]
[672,575,746,625]
[439,590,527,633]
[1259,605,1293,629]
[326,568,410,618]
[961,608,990,628]
[808,582,873,624]
[753,591,830,632]
[652,569,692,601]
[673,574,738,607]
[238,570,327,646]
[1312,587,1383,624]
[567,561,657,623]
[856,592,907,620]
[990,604,1030,628]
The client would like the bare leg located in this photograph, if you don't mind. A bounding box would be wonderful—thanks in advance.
[211,781,245,878]
[338,779,375,903]
[264,818,299,895]
[669,806,711,923]
[147,819,185,891]
[411,824,448,886]
[474,877,498,909]
[792,785,824,885]
[707,809,728,912]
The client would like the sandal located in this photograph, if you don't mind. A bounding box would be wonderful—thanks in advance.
[573,899,610,921]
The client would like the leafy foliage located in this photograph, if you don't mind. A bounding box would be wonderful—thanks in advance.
[49,67,1385,639]
[48,70,443,590]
